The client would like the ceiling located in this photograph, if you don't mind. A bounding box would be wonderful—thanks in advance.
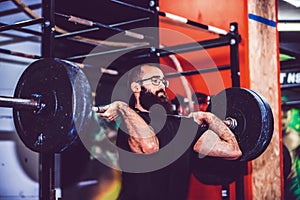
[278,0,300,58]
[278,0,300,21]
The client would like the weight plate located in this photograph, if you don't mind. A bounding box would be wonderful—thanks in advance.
[210,87,273,161]
[192,87,274,185]
[191,155,244,185]
[13,58,92,153]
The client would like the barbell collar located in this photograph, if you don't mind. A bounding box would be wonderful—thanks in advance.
[224,117,238,130]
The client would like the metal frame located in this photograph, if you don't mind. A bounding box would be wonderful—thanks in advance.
[0,0,242,200]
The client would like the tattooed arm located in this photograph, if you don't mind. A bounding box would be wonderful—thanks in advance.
[97,101,159,154]
[188,112,242,160]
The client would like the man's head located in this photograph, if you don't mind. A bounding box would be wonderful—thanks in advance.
[128,64,172,113]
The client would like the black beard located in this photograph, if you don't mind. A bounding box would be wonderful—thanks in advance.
[139,86,173,114]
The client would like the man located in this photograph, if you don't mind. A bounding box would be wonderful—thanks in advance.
[97,64,242,200]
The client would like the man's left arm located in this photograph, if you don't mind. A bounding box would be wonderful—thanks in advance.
[189,111,242,160]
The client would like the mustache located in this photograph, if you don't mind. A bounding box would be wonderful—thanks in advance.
[155,89,167,96]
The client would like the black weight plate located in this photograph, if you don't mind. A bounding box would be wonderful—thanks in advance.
[192,87,273,185]
[209,87,273,161]
[252,89,274,160]
[13,58,92,153]
[191,155,244,185]
[242,89,274,161]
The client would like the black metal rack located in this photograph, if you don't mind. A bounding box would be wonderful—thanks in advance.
[0,0,242,199]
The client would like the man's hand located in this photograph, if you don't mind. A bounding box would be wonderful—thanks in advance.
[97,101,123,121]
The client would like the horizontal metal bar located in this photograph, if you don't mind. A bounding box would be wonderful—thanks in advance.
[165,65,231,78]
[158,11,227,35]
[135,36,231,59]
[159,36,230,56]
[55,27,99,39]
[0,22,42,35]
[111,0,154,13]
[109,17,150,27]
[66,44,148,60]
[0,18,43,32]
[111,0,228,35]
[55,17,150,39]
[55,12,151,40]
[0,48,41,59]
[67,35,231,61]
[0,96,39,109]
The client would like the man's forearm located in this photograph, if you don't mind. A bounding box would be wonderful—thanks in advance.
[189,112,236,142]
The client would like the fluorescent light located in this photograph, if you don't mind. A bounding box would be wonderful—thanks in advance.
[278,22,300,31]
[283,0,300,8]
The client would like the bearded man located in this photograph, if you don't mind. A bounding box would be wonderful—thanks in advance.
[98,64,242,200]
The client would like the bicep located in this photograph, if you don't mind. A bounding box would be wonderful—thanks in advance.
[193,129,240,159]
[193,130,220,156]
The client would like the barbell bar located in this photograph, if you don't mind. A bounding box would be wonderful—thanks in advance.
[93,87,274,163]
[0,96,41,109]
[0,58,273,163]
[93,106,238,129]
[85,87,274,163]
[169,114,238,130]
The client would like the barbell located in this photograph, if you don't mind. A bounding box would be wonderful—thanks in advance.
[0,58,274,163]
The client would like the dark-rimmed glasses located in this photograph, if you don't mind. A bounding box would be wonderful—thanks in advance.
[136,76,169,88]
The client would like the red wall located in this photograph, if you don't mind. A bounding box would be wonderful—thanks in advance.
[159,1,250,199]
[159,0,249,97]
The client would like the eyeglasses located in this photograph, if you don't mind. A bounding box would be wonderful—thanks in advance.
[136,76,169,88]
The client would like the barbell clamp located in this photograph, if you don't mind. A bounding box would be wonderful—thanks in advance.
[31,94,46,114]
[224,117,237,130]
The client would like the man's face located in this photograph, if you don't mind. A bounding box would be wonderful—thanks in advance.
[137,65,172,113]
[139,65,168,98]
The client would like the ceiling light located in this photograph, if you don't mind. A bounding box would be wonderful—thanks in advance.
[283,0,300,8]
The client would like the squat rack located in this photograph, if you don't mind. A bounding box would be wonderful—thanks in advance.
[0,0,242,199]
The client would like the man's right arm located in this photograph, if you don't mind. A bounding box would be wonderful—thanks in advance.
[98,101,159,154]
